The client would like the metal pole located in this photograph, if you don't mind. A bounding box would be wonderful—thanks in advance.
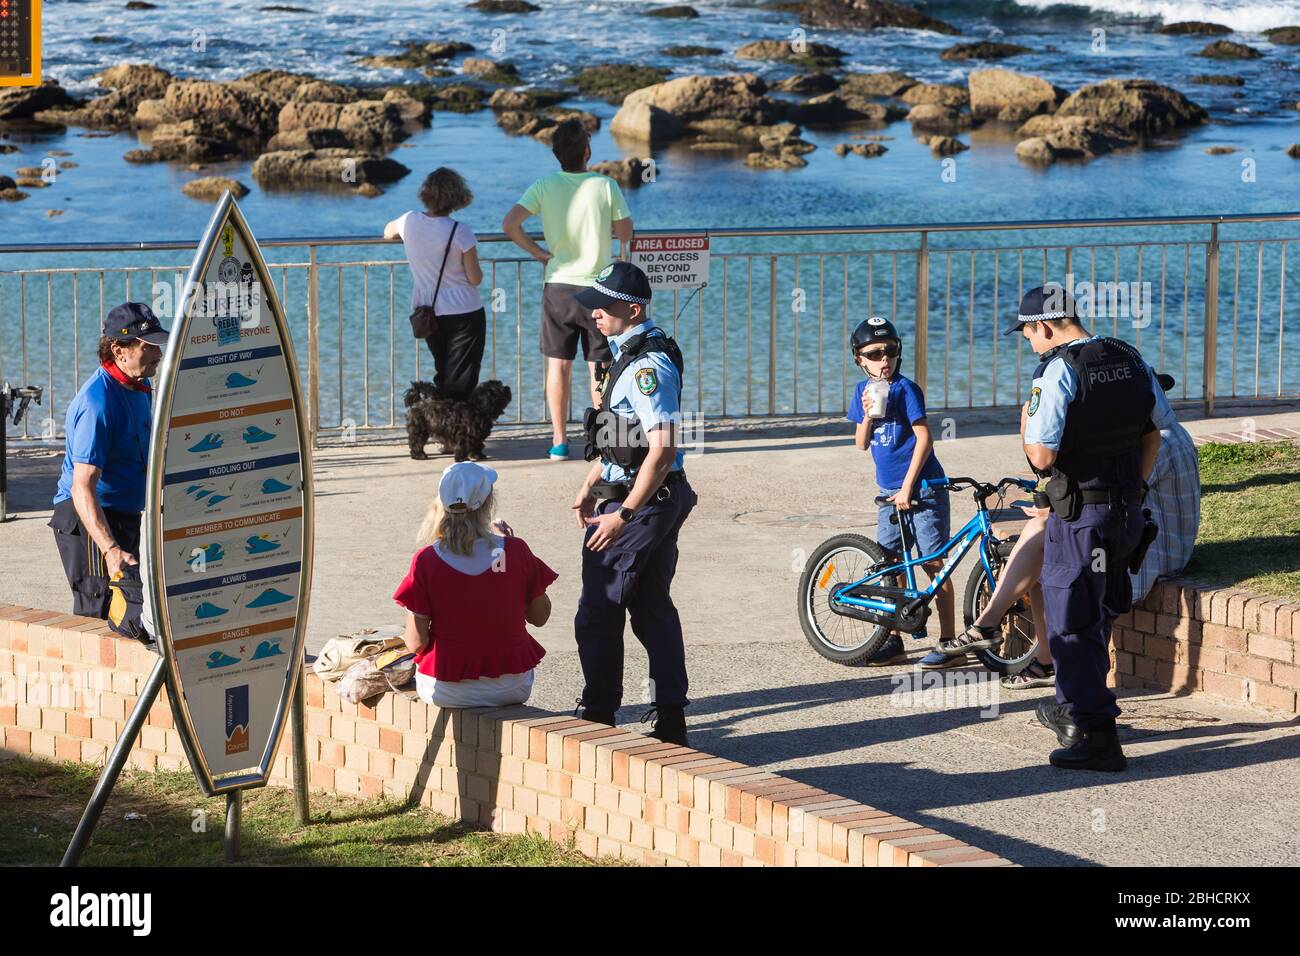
[307,245,321,448]
[224,790,241,863]
[768,257,777,415]
[292,663,309,825]
[1203,223,1220,416]
[61,657,167,867]
[1,396,8,522]
[915,232,929,394]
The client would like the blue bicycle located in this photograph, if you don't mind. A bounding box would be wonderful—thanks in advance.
[797,475,1040,671]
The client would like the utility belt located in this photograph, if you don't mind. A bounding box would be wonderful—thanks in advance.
[1039,473,1145,522]
[591,469,686,504]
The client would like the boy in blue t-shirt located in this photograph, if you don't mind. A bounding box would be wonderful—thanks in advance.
[845,317,954,664]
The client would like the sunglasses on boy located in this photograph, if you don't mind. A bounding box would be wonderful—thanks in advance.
[856,344,900,362]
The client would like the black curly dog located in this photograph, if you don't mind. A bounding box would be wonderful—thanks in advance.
[403,379,511,462]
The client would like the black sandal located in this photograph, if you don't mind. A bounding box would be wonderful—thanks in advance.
[936,623,1002,656]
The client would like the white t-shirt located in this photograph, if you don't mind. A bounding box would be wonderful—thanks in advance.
[395,212,482,315]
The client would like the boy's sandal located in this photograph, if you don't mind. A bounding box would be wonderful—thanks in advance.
[1001,660,1055,689]
[936,624,1002,656]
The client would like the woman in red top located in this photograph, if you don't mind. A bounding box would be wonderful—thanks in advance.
[394,462,558,708]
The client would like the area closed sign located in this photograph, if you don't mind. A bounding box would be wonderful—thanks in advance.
[630,234,709,289]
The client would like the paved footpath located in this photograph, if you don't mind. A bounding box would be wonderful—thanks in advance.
[3,404,1299,865]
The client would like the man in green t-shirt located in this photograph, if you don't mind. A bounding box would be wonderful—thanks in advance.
[503,120,634,460]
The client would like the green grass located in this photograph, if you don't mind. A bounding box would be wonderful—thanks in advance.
[0,755,614,867]
[1185,440,1300,600]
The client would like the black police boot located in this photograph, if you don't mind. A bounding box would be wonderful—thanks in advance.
[573,698,616,727]
[641,706,689,747]
[1035,701,1080,748]
[1049,725,1127,772]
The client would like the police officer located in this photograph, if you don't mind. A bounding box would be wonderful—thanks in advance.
[50,303,169,619]
[1007,285,1159,772]
[570,262,697,746]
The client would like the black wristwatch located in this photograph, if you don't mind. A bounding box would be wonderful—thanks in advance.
[617,506,635,522]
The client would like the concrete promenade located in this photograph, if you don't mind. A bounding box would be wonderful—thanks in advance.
[3,403,1299,866]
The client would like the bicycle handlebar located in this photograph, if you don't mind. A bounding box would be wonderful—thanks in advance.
[872,475,1035,508]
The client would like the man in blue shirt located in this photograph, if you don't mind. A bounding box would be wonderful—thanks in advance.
[50,303,168,618]
[570,262,697,746]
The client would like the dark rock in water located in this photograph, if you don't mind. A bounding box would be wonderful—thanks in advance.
[262,5,310,11]
[141,118,244,162]
[663,46,723,57]
[252,148,411,186]
[906,103,973,132]
[0,83,79,122]
[941,41,1031,61]
[488,87,568,111]
[357,183,384,197]
[591,156,653,186]
[13,166,43,177]
[1285,143,1300,158]
[1157,21,1230,36]
[774,72,840,95]
[745,149,808,169]
[901,82,968,108]
[426,83,488,112]
[1189,74,1245,86]
[462,58,522,85]
[577,64,671,104]
[644,5,699,17]
[496,108,599,143]
[0,188,29,201]
[1204,145,1236,154]
[1056,79,1206,135]
[1264,27,1300,45]
[240,69,321,102]
[840,71,916,97]
[182,176,250,200]
[736,39,845,68]
[1015,114,1136,162]
[968,69,1067,122]
[466,0,539,11]
[125,2,158,9]
[834,141,886,157]
[0,143,17,153]
[801,0,960,36]
[0,175,16,189]
[1199,40,1262,59]
[265,127,352,151]
[787,92,903,124]
[359,41,474,69]
[91,36,122,44]
[165,80,281,143]
[924,134,967,155]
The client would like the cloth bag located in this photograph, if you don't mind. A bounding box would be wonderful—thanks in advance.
[408,221,458,338]
[338,648,417,704]
[312,627,405,682]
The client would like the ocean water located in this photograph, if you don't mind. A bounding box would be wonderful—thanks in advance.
[1,0,1298,430]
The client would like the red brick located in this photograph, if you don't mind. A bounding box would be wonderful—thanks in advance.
[98,636,117,668]
[1145,635,1177,662]
[379,728,402,754]
[1273,663,1300,691]
[1187,646,1226,674]
[1225,653,1272,682]
[1201,670,1249,703]
[55,736,81,761]
[1248,634,1293,663]
[1132,609,1156,633]
[720,849,743,867]
[320,740,345,767]
[4,727,31,752]
[1254,683,1298,714]
[310,763,335,790]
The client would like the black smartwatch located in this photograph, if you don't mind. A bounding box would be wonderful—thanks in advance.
[617,506,635,522]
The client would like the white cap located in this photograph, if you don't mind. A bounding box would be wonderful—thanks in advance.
[438,461,497,512]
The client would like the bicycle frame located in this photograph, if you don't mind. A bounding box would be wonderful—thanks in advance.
[832,477,1027,619]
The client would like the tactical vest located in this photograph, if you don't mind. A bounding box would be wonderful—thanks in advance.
[583,330,684,472]
[1046,336,1154,489]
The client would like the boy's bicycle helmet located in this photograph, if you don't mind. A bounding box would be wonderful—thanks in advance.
[851,316,902,353]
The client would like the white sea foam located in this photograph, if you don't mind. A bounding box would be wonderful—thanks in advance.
[1009,0,1300,33]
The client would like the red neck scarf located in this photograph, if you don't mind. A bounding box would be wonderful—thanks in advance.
[102,360,151,394]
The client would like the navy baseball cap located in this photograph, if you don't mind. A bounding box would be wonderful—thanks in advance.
[1002,284,1076,335]
[103,302,169,346]
[575,261,652,310]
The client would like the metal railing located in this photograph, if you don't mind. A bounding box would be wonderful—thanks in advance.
[2,212,1297,444]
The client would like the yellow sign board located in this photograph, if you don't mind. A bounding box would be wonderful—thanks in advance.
[0,0,39,88]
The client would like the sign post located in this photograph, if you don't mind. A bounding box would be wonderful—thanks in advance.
[61,192,314,865]
[628,234,710,291]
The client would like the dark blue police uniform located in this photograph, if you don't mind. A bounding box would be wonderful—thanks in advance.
[573,264,697,739]
[1011,286,1155,770]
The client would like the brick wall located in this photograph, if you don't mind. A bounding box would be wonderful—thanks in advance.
[0,605,1011,867]
[1109,581,1299,714]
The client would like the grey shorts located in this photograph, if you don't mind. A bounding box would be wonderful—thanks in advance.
[541,283,612,363]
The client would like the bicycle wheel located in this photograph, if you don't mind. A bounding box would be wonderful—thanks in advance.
[962,536,1040,675]
[798,533,895,666]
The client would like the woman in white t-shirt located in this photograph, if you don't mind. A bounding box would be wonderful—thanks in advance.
[384,168,486,401]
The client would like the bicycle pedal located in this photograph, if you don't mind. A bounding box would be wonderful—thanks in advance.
[911,629,928,641]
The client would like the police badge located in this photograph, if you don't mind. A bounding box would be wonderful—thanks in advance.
[1028,386,1042,416]
[635,367,658,395]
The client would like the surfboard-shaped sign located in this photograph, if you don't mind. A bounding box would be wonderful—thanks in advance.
[145,192,314,795]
